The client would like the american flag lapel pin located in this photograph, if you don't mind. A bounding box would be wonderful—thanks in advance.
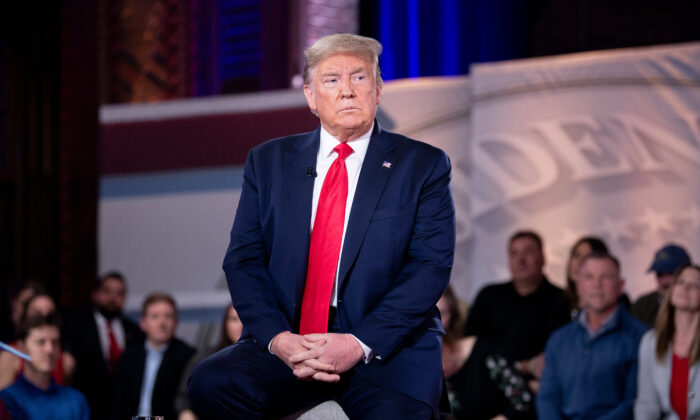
[382,161,392,168]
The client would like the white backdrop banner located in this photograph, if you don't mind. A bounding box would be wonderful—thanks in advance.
[463,42,700,301]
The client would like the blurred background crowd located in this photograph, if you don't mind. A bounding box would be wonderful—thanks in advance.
[0,232,698,419]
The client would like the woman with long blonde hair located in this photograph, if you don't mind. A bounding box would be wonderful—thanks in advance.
[636,264,700,420]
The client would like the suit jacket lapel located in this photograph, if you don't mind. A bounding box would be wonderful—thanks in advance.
[338,124,396,289]
[284,127,320,302]
[87,313,109,372]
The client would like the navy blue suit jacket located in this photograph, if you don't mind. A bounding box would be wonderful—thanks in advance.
[222,123,455,413]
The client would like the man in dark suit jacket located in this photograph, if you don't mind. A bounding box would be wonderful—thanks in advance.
[189,34,455,419]
[111,293,195,420]
[63,272,143,420]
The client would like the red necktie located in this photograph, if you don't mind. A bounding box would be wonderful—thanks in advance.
[300,142,354,334]
[106,320,122,371]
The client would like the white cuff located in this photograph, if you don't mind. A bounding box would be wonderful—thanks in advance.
[268,331,286,355]
[348,334,377,363]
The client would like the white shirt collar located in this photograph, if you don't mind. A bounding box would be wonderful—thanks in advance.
[145,340,169,354]
[578,306,620,339]
[319,123,373,159]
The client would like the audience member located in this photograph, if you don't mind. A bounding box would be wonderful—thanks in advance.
[439,286,472,378]
[64,271,143,420]
[0,313,89,419]
[564,236,609,314]
[111,292,195,420]
[564,236,631,318]
[635,264,700,420]
[632,244,692,327]
[455,230,570,420]
[437,286,474,418]
[176,304,242,420]
[0,292,75,389]
[537,252,647,419]
[2,281,49,351]
[9,281,47,337]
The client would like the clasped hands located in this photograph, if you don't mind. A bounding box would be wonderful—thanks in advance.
[270,331,364,382]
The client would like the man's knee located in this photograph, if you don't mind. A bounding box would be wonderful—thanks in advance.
[188,349,263,418]
[188,342,300,417]
[188,353,222,405]
[339,373,434,419]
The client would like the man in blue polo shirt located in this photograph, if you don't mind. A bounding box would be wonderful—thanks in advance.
[0,312,89,420]
[537,252,647,420]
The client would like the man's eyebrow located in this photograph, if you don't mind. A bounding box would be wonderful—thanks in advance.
[320,67,367,77]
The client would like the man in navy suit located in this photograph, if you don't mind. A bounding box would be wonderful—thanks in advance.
[189,33,455,419]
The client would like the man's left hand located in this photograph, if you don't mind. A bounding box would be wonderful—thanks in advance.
[517,353,545,379]
[289,333,365,382]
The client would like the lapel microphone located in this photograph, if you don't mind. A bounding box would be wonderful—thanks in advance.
[306,167,317,178]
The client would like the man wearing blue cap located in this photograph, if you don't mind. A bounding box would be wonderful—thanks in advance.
[631,243,692,327]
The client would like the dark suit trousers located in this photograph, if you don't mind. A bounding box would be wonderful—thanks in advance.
[188,313,433,419]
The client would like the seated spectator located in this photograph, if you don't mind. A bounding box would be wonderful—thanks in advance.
[564,236,631,319]
[438,286,473,378]
[635,264,700,420]
[437,286,475,418]
[9,281,47,337]
[0,313,89,419]
[63,271,143,419]
[176,303,243,420]
[111,292,195,420]
[537,252,648,420]
[455,230,570,420]
[632,244,692,327]
[3,281,49,352]
[0,292,75,389]
[564,237,609,315]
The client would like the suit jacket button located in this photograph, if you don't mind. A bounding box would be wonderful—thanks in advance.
[690,391,695,399]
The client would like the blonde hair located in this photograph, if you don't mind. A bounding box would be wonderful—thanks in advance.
[655,265,700,364]
[303,33,383,88]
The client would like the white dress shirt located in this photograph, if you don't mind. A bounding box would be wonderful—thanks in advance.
[312,124,372,307]
[137,341,168,416]
[93,311,125,362]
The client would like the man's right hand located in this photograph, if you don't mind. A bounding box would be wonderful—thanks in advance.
[270,331,334,379]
